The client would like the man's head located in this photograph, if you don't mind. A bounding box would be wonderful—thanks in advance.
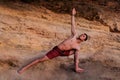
[78,33,88,41]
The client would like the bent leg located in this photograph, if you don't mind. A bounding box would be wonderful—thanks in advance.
[18,55,49,74]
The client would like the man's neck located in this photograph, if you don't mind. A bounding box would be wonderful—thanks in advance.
[76,38,82,43]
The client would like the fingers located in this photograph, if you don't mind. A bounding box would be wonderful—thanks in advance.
[75,68,84,73]
[73,8,75,10]
[72,8,76,15]
[72,8,76,12]
[76,69,84,73]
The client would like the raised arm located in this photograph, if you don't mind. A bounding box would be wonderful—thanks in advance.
[71,8,77,36]
[74,50,84,73]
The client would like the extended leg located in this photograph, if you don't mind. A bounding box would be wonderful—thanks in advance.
[18,56,49,74]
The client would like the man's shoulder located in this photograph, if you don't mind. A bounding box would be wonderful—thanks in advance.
[74,46,80,51]
[74,48,80,51]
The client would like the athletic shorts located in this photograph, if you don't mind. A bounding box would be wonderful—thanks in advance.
[46,46,71,59]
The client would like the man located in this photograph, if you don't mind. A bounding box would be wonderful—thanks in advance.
[18,8,88,74]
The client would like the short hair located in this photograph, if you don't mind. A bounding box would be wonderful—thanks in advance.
[84,33,88,41]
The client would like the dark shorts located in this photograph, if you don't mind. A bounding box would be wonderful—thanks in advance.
[46,46,71,59]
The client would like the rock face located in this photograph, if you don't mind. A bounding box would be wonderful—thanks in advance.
[0,1,120,80]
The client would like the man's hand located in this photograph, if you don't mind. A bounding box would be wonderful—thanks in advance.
[75,67,84,73]
[72,8,76,16]
[74,50,84,73]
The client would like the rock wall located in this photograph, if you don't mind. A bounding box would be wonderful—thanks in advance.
[0,1,120,80]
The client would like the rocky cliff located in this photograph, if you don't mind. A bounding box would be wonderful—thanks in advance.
[0,0,120,80]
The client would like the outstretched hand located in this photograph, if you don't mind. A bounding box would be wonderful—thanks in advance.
[75,67,84,73]
[72,8,76,15]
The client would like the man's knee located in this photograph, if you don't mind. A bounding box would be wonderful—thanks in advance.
[39,55,49,61]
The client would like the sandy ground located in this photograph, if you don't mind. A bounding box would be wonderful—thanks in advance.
[0,58,120,80]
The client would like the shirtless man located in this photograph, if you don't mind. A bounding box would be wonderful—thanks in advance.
[18,8,88,74]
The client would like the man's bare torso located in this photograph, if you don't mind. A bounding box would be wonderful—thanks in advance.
[58,35,81,51]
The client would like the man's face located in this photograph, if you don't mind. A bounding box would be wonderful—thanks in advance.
[79,34,86,41]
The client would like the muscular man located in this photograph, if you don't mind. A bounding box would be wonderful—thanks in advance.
[18,8,88,74]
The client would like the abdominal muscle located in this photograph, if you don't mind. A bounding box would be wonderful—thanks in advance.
[57,37,77,51]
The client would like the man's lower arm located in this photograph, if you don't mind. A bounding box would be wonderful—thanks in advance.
[75,60,79,70]
[74,51,80,70]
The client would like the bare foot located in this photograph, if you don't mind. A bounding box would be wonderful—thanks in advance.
[75,68,84,73]
[17,69,24,74]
